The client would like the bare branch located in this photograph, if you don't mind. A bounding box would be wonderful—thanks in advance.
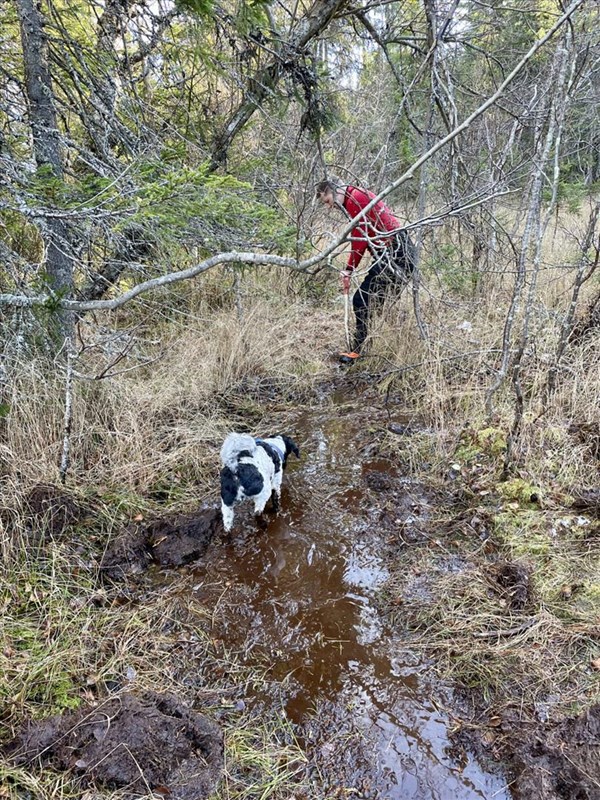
[0,0,584,317]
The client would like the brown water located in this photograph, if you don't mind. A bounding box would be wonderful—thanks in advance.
[193,395,511,799]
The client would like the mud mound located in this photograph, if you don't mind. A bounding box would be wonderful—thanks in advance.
[568,422,600,460]
[572,489,600,514]
[4,691,223,799]
[493,561,533,609]
[100,525,154,579]
[509,704,600,800]
[363,469,396,492]
[148,509,221,567]
[22,483,90,541]
[101,508,221,580]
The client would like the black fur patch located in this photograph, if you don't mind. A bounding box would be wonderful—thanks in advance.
[236,463,264,497]
[256,441,282,473]
[272,434,300,466]
[220,466,239,507]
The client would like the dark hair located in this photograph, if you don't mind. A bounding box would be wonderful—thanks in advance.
[315,176,342,197]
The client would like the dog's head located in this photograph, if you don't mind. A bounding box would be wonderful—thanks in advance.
[275,434,300,464]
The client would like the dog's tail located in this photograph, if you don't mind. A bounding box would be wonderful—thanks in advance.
[220,432,257,472]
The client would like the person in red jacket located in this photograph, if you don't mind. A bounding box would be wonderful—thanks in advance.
[316,177,416,363]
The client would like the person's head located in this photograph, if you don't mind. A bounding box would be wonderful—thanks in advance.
[315,177,344,209]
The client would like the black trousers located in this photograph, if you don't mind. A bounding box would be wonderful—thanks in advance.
[352,231,416,352]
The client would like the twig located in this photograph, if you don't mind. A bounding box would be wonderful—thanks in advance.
[59,337,75,484]
[474,617,538,639]
[72,355,162,381]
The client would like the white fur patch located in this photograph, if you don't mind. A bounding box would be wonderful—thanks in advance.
[220,433,257,471]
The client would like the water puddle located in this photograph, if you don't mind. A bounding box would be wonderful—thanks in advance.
[192,398,511,798]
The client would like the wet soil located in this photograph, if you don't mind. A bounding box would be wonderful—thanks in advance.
[14,383,598,798]
[4,691,223,799]
[490,561,534,610]
[506,703,600,800]
[101,507,221,579]
[457,703,600,800]
[172,388,513,798]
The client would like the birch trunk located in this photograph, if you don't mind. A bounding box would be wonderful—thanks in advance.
[502,38,574,470]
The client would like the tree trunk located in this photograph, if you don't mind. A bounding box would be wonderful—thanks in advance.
[502,38,574,471]
[15,0,73,339]
[90,0,132,160]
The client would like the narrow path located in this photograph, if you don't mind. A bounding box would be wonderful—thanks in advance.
[193,390,511,798]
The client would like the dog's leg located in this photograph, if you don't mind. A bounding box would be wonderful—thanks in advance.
[271,470,283,512]
[270,489,280,512]
[253,487,271,516]
[255,513,269,530]
[221,502,234,532]
[253,483,272,528]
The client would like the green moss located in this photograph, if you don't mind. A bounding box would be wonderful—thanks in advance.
[1,622,81,713]
[499,478,542,507]
[513,535,550,556]
[493,509,549,555]
[583,582,600,599]
[476,427,507,456]
[34,670,81,712]
[453,426,507,466]
[454,443,481,463]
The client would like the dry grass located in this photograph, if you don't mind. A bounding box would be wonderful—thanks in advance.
[1,283,334,503]
[358,217,600,493]
[389,545,598,701]
[1,206,599,795]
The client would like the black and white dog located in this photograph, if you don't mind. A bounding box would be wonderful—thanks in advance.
[220,433,300,532]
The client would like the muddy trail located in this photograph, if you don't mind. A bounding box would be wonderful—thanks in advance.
[11,383,600,798]
[183,387,511,798]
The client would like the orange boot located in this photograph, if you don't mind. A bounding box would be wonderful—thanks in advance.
[339,351,361,364]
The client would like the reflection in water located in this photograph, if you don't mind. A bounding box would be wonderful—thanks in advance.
[193,403,510,799]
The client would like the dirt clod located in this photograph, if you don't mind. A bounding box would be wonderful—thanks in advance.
[571,489,600,514]
[4,691,223,799]
[363,470,395,492]
[22,483,90,541]
[508,704,600,800]
[492,561,533,609]
[149,509,222,567]
[100,525,154,580]
[101,508,221,580]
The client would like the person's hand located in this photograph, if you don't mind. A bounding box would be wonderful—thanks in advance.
[339,269,352,294]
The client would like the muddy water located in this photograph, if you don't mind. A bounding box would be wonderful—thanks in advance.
[194,397,511,799]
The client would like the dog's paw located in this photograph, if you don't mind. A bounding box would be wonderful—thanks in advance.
[255,514,269,530]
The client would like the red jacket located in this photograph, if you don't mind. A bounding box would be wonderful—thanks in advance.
[342,186,401,271]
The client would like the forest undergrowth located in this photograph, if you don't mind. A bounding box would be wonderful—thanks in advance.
[1,209,599,798]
